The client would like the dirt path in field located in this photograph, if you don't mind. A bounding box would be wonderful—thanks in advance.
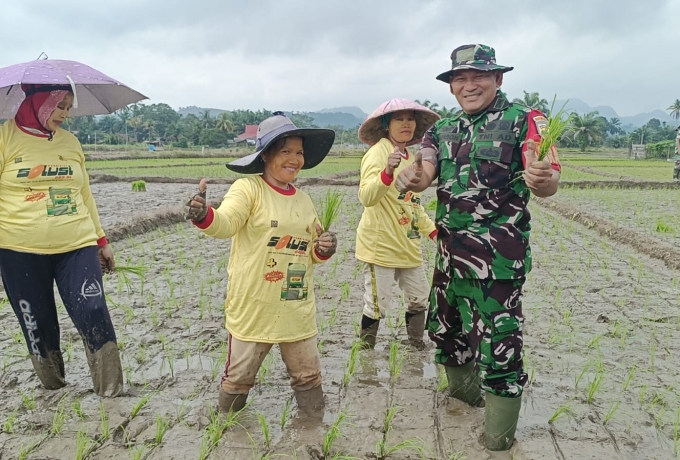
[0,184,679,459]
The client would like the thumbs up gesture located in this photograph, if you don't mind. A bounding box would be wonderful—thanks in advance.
[395,151,424,193]
[186,178,209,221]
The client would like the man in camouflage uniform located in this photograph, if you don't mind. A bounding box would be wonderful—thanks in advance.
[396,44,561,451]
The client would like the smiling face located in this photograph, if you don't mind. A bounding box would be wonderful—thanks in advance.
[45,92,74,132]
[262,136,305,188]
[449,70,502,115]
[387,110,417,146]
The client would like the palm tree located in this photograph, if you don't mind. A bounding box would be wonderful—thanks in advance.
[608,117,622,135]
[567,111,605,152]
[199,110,213,129]
[512,91,549,113]
[215,113,235,133]
[127,116,144,143]
[667,99,680,121]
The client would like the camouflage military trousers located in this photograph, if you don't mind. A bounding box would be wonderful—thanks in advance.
[427,266,527,397]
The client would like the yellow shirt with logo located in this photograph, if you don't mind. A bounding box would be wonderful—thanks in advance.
[355,138,436,268]
[0,120,105,254]
[195,176,327,343]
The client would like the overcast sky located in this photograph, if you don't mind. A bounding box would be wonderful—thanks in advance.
[1,0,678,117]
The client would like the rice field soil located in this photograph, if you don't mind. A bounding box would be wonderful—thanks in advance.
[0,184,679,459]
[561,159,675,182]
[553,187,680,249]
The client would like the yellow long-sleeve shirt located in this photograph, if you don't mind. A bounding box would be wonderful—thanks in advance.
[0,120,105,254]
[355,138,436,268]
[195,176,328,343]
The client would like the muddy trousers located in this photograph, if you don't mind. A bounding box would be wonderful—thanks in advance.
[221,334,322,395]
[0,247,123,397]
[362,264,429,320]
[428,275,527,398]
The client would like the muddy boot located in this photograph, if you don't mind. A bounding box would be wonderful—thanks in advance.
[30,351,67,390]
[359,315,380,349]
[84,342,123,397]
[445,361,484,407]
[483,393,522,451]
[218,389,248,413]
[294,385,325,419]
[404,311,426,350]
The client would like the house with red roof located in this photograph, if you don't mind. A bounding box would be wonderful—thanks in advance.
[236,125,258,144]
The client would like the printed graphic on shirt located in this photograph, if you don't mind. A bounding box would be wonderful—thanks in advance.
[396,191,422,239]
[16,164,74,182]
[46,188,77,217]
[266,234,311,257]
[532,115,548,136]
[264,270,285,283]
[280,263,308,301]
[25,191,47,202]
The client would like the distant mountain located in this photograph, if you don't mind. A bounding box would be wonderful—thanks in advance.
[315,106,368,120]
[554,99,618,119]
[309,112,363,129]
[553,98,676,128]
[178,106,228,117]
[620,110,678,129]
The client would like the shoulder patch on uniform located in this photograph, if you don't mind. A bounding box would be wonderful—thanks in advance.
[533,115,548,135]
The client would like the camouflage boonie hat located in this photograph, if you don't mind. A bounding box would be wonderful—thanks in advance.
[436,44,514,83]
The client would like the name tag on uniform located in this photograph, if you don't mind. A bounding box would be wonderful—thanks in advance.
[439,126,461,143]
[476,131,514,142]
[476,146,503,161]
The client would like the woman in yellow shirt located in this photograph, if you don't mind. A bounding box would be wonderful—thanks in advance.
[0,84,122,397]
[355,99,439,350]
[186,112,337,415]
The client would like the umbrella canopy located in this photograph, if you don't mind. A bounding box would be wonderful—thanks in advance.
[0,59,147,118]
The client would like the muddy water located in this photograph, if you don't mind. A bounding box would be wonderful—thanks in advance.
[0,184,678,459]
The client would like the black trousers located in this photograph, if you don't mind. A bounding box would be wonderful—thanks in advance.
[0,246,117,359]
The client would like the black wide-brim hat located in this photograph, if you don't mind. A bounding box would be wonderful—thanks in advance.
[227,113,335,174]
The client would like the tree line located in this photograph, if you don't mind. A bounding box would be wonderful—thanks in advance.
[61,94,680,153]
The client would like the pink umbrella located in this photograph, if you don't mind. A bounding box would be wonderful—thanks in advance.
[359,98,441,146]
[0,59,147,118]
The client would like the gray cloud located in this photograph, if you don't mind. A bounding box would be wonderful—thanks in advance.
[1,0,678,117]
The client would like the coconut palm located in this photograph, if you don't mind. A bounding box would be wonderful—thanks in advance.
[608,117,622,135]
[512,91,549,113]
[215,113,235,133]
[667,99,680,121]
[199,110,213,129]
[567,111,606,152]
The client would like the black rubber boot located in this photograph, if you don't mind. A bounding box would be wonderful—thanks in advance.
[359,315,380,350]
[445,361,484,407]
[294,385,325,417]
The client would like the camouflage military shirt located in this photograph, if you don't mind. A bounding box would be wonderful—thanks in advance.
[422,91,560,280]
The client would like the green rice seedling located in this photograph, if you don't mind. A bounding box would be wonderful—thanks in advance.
[673,408,680,454]
[257,353,275,386]
[377,438,430,460]
[586,373,604,404]
[318,189,344,232]
[342,339,363,387]
[100,401,110,441]
[130,444,146,460]
[72,398,84,420]
[603,400,621,425]
[280,396,292,429]
[65,335,74,362]
[158,332,167,350]
[17,441,37,460]
[388,341,408,384]
[655,219,673,233]
[166,353,175,378]
[446,443,469,460]
[548,401,575,424]
[258,412,271,449]
[322,409,352,459]
[20,389,36,410]
[574,362,591,389]
[131,392,155,418]
[340,281,350,302]
[75,429,90,460]
[154,413,170,444]
[2,409,17,433]
[131,180,147,192]
[51,400,66,436]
